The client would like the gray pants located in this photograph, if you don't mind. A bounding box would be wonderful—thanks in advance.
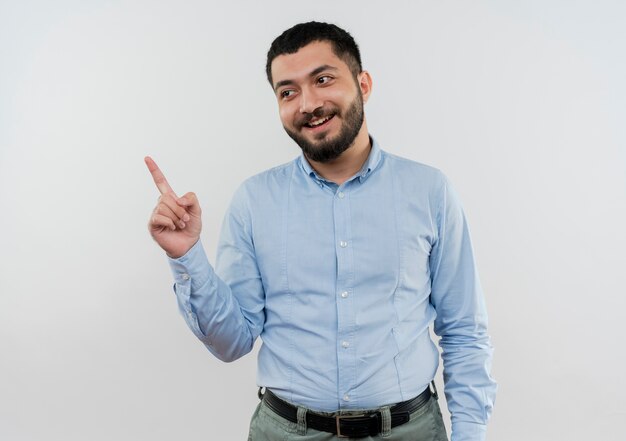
[248,393,448,441]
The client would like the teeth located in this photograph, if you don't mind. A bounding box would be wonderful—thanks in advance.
[309,115,331,127]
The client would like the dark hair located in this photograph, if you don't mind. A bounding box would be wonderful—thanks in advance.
[265,21,362,85]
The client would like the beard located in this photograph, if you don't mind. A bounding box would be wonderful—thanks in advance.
[283,91,364,163]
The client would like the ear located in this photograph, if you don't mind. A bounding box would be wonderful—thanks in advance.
[357,70,373,103]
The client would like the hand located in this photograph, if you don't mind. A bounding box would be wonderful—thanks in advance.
[145,156,202,258]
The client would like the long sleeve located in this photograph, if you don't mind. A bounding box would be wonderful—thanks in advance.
[429,174,497,441]
[161,141,496,417]
[168,185,265,362]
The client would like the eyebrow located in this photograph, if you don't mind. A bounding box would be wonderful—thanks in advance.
[273,64,339,91]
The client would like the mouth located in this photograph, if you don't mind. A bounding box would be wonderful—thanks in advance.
[303,114,335,130]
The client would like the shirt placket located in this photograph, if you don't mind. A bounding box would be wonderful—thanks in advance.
[333,185,356,407]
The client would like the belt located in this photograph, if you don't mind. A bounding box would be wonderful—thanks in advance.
[261,385,435,438]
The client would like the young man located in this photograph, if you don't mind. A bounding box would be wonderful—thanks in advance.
[146,22,496,441]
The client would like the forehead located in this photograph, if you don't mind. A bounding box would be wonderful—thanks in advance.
[270,40,350,86]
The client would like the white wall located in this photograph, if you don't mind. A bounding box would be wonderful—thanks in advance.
[1,1,625,440]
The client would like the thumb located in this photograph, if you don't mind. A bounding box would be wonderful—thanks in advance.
[176,191,202,216]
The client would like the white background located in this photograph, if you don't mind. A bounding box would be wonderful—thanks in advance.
[1,1,625,440]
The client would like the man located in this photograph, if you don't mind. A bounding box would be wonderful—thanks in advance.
[146,22,496,441]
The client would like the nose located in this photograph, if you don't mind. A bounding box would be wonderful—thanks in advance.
[298,86,323,114]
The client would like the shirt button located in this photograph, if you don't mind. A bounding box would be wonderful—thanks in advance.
[181,273,190,280]
[343,394,350,402]
[337,191,345,199]
[340,241,348,248]
[340,291,349,298]
[341,341,350,348]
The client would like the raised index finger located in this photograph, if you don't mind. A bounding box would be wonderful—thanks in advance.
[144,156,176,196]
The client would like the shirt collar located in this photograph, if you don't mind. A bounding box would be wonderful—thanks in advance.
[298,135,383,185]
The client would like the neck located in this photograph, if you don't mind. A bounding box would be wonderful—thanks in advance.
[306,125,371,185]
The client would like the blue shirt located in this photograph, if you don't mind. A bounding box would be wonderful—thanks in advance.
[168,138,496,441]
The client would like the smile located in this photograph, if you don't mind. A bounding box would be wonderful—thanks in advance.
[304,114,335,129]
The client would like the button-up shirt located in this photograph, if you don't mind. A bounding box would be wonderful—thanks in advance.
[168,138,496,441]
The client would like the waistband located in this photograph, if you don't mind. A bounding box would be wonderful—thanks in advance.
[259,384,436,438]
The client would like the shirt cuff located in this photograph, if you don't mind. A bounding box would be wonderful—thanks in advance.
[167,240,215,290]
[451,421,487,441]
[167,240,215,341]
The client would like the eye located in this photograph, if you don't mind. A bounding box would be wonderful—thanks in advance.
[280,89,295,99]
[317,75,333,85]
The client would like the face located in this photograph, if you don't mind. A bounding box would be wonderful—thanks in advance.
[270,41,370,163]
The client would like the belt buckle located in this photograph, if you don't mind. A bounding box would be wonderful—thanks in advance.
[335,413,366,438]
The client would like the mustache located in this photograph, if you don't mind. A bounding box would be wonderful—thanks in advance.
[296,105,338,128]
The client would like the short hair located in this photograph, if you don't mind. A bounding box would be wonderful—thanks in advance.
[266,21,363,85]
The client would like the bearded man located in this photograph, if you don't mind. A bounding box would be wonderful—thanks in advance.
[146,21,496,441]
